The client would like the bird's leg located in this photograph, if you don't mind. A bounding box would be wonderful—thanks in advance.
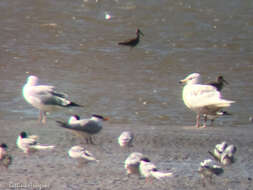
[210,119,214,126]
[196,114,201,128]
[85,138,90,144]
[41,112,47,124]
[39,111,43,123]
[202,115,207,128]
[90,136,97,145]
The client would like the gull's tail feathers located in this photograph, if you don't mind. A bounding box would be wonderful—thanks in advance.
[150,171,173,179]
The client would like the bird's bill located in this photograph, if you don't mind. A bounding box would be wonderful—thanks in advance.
[179,79,187,84]
[222,78,229,85]
[139,30,144,36]
[103,117,109,121]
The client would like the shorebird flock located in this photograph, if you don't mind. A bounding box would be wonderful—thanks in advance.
[1,54,239,183]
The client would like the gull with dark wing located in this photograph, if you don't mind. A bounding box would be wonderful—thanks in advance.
[16,131,55,154]
[118,29,144,48]
[0,143,12,169]
[118,131,134,148]
[179,73,235,128]
[68,145,99,165]
[56,114,108,144]
[139,158,173,182]
[22,75,82,123]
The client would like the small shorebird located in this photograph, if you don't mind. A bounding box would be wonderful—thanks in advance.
[118,131,134,148]
[118,29,144,48]
[56,115,108,144]
[139,158,173,182]
[124,152,144,176]
[16,131,55,154]
[203,110,231,126]
[179,73,235,128]
[68,145,99,165]
[22,75,82,123]
[208,141,228,161]
[208,142,237,165]
[220,144,237,166]
[207,76,229,92]
[0,143,12,169]
[198,159,223,185]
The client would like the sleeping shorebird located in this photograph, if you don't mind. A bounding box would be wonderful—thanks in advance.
[16,131,55,154]
[207,76,229,92]
[56,115,108,144]
[179,73,235,128]
[118,29,144,48]
[68,145,99,165]
[208,142,237,165]
[220,144,237,166]
[208,141,228,161]
[139,158,173,182]
[203,110,231,126]
[118,131,134,148]
[22,75,82,123]
[198,159,223,184]
[124,152,144,176]
[0,143,12,169]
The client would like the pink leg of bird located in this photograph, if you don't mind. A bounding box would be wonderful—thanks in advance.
[196,114,201,128]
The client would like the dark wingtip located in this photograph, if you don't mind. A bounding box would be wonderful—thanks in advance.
[56,120,68,127]
[68,102,83,107]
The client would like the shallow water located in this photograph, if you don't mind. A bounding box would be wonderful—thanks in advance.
[1,0,253,127]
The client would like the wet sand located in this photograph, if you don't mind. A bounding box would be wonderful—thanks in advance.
[0,119,253,190]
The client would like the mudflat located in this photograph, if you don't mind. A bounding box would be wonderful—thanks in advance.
[0,119,252,190]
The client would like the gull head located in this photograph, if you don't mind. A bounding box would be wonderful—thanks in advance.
[179,73,201,85]
[26,75,39,86]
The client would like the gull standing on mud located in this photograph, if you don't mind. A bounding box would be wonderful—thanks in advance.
[68,145,99,164]
[139,158,173,181]
[0,143,12,169]
[56,115,109,144]
[17,131,55,154]
[179,73,235,128]
[118,131,134,148]
[22,75,82,123]
[124,152,144,176]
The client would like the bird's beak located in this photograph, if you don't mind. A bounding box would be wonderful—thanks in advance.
[222,79,229,85]
[103,117,109,121]
[179,79,187,84]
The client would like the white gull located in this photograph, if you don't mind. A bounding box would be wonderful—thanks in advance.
[179,73,235,128]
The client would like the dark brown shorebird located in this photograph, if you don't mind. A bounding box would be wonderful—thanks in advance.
[207,76,229,92]
[118,29,144,48]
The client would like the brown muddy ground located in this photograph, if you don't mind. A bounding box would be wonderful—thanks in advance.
[0,119,253,190]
